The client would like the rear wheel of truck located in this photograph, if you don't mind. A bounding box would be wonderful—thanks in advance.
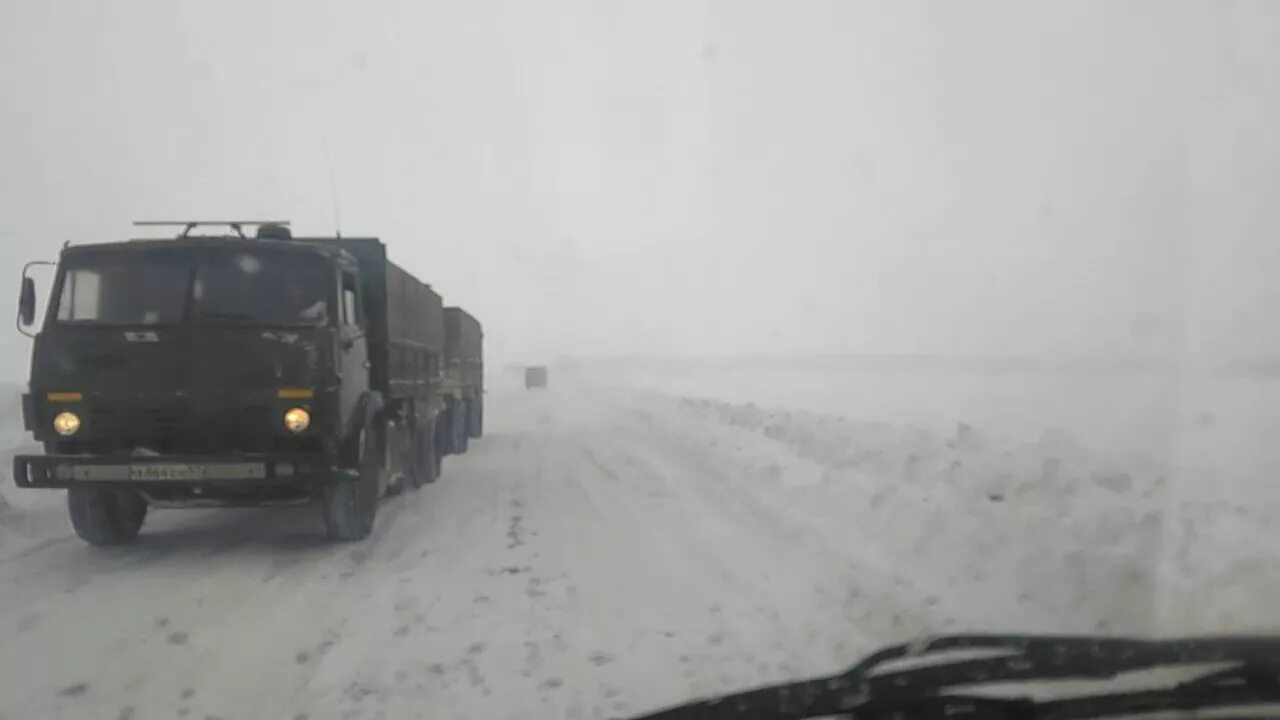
[410,416,438,488]
[436,408,455,462]
[67,487,147,546]
[468,395,484,439]
[384,423,406,496]
[454,401,470,454]
[323,424,380,542]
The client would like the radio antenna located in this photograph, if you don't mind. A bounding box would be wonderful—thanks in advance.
[323,136,343,239]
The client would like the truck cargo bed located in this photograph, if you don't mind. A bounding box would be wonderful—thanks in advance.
[444,307,484,393]
[297,237,443,401]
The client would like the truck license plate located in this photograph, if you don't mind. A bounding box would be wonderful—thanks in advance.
[129,464,206,481]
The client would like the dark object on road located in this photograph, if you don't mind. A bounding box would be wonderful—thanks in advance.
[624,632,1280,719]
[525,366,548,390]
[13,220,482,544]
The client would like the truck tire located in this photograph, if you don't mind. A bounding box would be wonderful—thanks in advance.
[435,410,451,461]
[323,424,380,542]
[438,402,467,456]
[67,487,147,546]
[410,416,438,488]
[468,395,484,439]
[384,423,406,496]
[454,401,470,454]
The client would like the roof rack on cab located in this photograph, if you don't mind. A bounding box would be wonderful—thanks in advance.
[131,220,292,240]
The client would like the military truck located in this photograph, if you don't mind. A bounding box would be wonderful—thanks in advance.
[525,366,548,390]
[441,307,484,454]
[13,221,465,544]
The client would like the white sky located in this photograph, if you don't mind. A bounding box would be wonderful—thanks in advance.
[2,0,1279,374]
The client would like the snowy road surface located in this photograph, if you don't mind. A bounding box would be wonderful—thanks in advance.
[0,377,1276,720]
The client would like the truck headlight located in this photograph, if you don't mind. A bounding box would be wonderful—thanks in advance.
[53,411,81,436]
[283,407,311,433]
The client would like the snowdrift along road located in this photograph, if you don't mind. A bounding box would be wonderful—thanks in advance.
[0,376,1275,719]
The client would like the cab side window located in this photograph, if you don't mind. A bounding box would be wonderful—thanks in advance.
[341,273,360,328]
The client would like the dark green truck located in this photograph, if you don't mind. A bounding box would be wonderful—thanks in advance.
[13,222,482,544]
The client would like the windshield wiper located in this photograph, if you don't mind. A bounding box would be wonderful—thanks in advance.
[624,634,1280,719]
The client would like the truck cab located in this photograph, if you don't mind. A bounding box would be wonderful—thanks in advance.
[13,222,449,544]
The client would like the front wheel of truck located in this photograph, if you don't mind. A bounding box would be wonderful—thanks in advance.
[67,487,147,546]
[323,424,380,542]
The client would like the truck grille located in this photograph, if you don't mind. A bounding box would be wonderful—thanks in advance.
[86,404,276,454]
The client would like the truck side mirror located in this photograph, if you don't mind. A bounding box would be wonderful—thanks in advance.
[18,277,36,327]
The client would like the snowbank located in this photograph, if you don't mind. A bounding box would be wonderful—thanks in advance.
[568,358,1280,634]
[0,451,66,560]
[0,384,68,559]
[655,394,1172,635]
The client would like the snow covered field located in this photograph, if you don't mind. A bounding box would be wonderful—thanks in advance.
[568,360,1280,635]
[0,365,1276,719]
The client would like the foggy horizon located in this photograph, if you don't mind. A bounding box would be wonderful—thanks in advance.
[4,1,1279,374]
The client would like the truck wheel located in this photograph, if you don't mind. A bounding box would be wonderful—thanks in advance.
[384,424,406,496]
[468,395,484,439]
[435,410,452,459]
[323,425,380,542]
[411,417,438,488]
[454,401,470,454]
[67,487,147,546]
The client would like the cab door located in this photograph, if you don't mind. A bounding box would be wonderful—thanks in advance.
[337,268,369,432]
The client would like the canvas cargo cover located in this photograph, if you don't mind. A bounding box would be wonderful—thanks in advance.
[443,307,483,392]
[387,261,444,352]
[443,307,482,362]
[295,236,443,398]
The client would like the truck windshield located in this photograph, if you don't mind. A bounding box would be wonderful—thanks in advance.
[52,247,333,327]
[55,249,191,325]
[192,250,332,326]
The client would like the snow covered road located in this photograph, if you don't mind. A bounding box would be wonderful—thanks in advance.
[0,385,925,720]
[0,377,1272,720]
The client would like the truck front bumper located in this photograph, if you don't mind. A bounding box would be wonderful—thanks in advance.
[12,453,336,490]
